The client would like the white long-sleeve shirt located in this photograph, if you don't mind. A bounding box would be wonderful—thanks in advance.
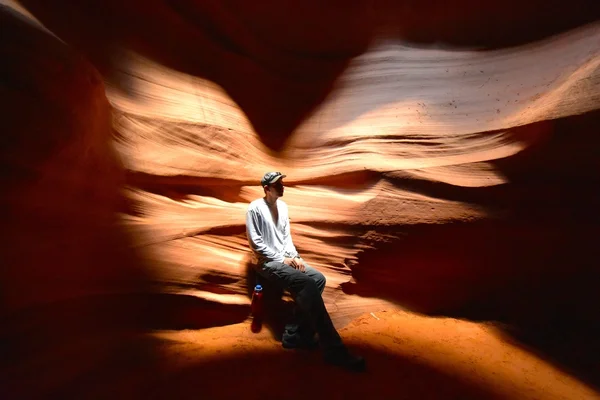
[246,198,298,264]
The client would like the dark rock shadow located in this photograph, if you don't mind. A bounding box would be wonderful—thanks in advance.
[344,221,600,387]
[0,9,252,398]
[0,295,249,399]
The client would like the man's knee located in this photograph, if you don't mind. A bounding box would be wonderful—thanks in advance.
[298,275,320,296]
[294,278,324,312]
[312,271,326,292]
[305,265,326,292]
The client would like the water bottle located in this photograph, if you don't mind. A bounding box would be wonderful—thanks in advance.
[250,284,264,333]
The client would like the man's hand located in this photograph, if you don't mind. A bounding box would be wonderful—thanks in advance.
[284,257,306,272]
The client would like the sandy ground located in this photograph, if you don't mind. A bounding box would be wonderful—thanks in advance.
[142,309,598,399]
[2,302,599,399]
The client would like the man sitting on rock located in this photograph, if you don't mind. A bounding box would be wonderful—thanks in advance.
[245,171,366,372]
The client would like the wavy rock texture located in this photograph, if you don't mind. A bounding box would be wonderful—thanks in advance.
[110,22,600,321]
[2,0,600,398]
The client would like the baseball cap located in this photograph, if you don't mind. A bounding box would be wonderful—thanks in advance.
[261,171,287,186]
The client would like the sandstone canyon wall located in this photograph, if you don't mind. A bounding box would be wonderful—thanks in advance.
[2,0,600,397]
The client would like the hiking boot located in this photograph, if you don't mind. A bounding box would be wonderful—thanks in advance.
[282,333,319,350]
[324,346,366,372]
[282,324,319,350]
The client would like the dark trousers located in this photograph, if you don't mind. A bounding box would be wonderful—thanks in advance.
[257,261,343,349]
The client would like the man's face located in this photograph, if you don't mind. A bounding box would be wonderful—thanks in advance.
[266,179,284,197]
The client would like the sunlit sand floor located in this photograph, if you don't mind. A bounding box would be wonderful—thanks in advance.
[147,309,599,399]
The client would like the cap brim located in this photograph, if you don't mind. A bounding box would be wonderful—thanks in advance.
[271,174,286,183]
